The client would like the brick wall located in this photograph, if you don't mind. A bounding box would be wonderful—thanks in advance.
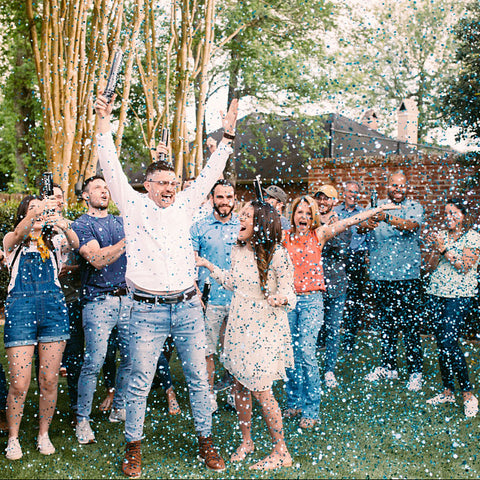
[308,153,480,227]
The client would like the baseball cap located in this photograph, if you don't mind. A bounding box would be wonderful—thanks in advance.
[314,185,338,199]
[263,185,288,205]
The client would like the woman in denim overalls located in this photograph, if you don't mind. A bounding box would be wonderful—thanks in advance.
[3,195,78,460]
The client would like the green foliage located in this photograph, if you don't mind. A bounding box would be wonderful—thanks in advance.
[212,0,336,107]
[440,0,480,145]
[0,1,46,192]
[334,0,465,142]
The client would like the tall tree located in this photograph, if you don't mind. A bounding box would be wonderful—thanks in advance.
[332,0,465,142]
[440,1,480,145]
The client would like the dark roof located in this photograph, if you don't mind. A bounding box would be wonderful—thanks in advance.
[206,112,425,183]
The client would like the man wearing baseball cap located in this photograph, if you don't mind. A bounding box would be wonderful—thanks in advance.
[314,185,351,389]
[263,185,291,230]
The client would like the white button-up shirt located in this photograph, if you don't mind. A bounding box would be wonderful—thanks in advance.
[97,131,233,293]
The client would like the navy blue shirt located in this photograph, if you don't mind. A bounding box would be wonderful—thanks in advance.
[72,214,127,301]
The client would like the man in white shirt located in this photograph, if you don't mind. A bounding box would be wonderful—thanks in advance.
[94,93,238,478]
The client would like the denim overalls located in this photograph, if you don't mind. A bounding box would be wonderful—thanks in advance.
[4,248,69,348]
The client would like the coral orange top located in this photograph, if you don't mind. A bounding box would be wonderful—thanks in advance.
[283,230,325,294]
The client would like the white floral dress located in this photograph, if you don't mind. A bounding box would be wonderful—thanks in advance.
[211,245,296,391]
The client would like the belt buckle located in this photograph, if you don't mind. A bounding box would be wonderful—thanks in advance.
[163,295,179,305]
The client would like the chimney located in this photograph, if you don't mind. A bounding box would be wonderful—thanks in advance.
[397,98,418,145]
[360,109,379,131]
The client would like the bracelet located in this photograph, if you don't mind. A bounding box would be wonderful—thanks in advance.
[222,132,236,140]
[384,213,390,224]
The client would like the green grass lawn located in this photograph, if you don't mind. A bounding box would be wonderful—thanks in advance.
[1,328,480,479]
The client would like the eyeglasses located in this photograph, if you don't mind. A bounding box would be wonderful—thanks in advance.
[146,180,180,188]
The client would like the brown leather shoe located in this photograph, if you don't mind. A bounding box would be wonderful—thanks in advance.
[198,436,225,472]
[122,440,142,478]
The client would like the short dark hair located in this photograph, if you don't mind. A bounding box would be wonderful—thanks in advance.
[145,160,175,180]
[211,179,234,196]
[82,175,105,193]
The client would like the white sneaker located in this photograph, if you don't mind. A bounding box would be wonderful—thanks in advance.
[325,371,339,389]
[464,395,479,418]
[37,433,55,455]
[76,418,96,444]
[426,393,456,405]
[108,408,126,423]
[210,393,218,414]
[5,437,22,460]
[365,367,399,382]
[406,372,423,392]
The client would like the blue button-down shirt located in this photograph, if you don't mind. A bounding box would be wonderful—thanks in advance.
[190,212,240,305]
[368,198,423,281]
[334,203,368,252]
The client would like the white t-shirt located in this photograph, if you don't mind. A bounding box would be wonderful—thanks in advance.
[427,229,480,298]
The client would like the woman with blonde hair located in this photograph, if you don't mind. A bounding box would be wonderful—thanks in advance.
[283,194,398,428]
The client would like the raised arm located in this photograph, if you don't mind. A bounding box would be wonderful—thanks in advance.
[317,203,400,246]
[94,93,136,212]
[3,199,46,253]
[183,99,238,209]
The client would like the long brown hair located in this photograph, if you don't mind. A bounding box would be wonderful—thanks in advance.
[14,195,55,252]
[238,200,282,293]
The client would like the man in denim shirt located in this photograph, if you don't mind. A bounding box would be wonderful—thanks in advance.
[334,181,369,354]
[191,180,240,410]
[361,171,424,391]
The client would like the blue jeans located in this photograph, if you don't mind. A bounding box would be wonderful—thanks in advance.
[77,294,132,421]
[285,292,324,420]
[324,292,346,373]
[428,295,473,392]
[125,294,211,442]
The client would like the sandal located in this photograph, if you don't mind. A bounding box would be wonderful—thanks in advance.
[299,417,317,429]
[283,408,301,419]
[231,442,255,462]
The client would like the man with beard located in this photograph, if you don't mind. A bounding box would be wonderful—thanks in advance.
[361,171,424,391]
[191,179,240,411]
[72,176,131,443]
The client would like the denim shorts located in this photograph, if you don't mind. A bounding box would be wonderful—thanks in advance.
[4,290,70,348]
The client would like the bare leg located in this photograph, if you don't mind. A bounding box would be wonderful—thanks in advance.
[250,389,292,470]
[165,386,181,415]
[206,354,215,390]
[6,345,35,439]
[37,341,65,436]
[230,378,255,462]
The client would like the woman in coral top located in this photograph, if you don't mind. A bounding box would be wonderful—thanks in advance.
[283,195,398,428]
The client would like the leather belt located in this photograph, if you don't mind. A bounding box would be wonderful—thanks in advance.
[107,287,128,297]
[133,287,196,305]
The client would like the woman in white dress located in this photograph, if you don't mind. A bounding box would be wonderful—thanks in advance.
[197,200,296,470]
